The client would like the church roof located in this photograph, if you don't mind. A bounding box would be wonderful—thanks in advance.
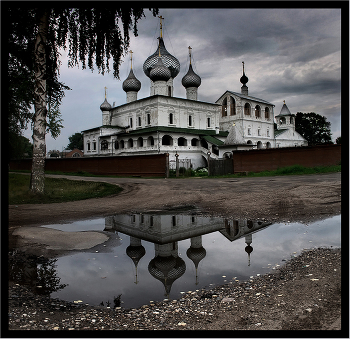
[216,91,274,106]
[119,126,229,138]
[202,135,225,146]
[274,128,288,137]
[275,102,293,117]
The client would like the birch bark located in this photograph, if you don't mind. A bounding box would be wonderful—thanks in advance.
[30,10,48,194]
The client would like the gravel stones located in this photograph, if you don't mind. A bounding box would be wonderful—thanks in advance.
[7,247,341,332]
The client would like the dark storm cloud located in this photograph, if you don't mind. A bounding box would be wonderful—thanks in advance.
[159,8,341,63]
[264,78,341,96]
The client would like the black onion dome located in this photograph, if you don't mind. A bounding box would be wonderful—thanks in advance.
[245,245,253,254]
[182,64,201,88]
[149,57,171,82]
[122,69,141,92]
[186,246,206,268]
[148,256,186,296]
[143,37,180,79]
[240,71,249,85]
[100,98,112,111]
[126,245,146,267]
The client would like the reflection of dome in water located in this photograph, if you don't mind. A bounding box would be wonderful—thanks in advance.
[148,255,186,296]
[245,245,253,254]
[186,247,206,268]
[126,245,146,267]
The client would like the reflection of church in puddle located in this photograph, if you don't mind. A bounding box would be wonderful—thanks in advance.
[104,213,271,297]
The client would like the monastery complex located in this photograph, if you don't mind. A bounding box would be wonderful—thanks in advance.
[82,17,307,169]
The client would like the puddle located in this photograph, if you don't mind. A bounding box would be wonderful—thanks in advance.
[9,213,341,310]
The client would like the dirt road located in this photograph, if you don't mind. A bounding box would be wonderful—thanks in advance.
[9,172,341,230]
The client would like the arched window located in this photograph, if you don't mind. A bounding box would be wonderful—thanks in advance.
[162,135,173,146]
[138,116,142,127]
[129,118,133,128]
[72,152,81,157]
[247,140,253,145]
[222,97,227,117]
[207,117,211,127]
[178,137,187,146]
[290,116,294,124]
[244,103,251,115]
[230,97,236,115]
[120,140,125,149]
[127,138,134,148]
[265,107,270,119]
[147,136,154,146]
[87,141,91,151]
[191,138,199,146]
[114,140,119,149]
[137,137,143,147]
[255,105,261,118]
[257,141,263,149]
[169,113,174,125]
[266,142,271,148]
[101,140,108,150]
[279,117,286,125]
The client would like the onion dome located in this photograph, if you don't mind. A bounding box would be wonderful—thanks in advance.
[182,64,201,88]
[143,37,180,79]
[126,244,146,267]
[240,61,249,85]
[149,57,171,82]
[122,69,141,92]
[100,97,112,111]
[148,255,186,296]
[240,72,248,85]
[186,246,206,268]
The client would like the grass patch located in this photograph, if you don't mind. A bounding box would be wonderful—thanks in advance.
[209,164,341,178]
[9,173,123,205]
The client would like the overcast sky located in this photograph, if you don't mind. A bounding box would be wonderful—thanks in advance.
[23,7,342,152]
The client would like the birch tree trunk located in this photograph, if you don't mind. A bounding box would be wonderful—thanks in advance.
[30,10,48,194]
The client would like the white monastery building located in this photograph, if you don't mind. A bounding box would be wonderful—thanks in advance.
[82,18,307,169]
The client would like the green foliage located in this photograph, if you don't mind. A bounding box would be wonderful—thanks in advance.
[66,132,84,150]
[9,173,123,204]
[295,112,332,145]
[336,136,341,144]
[8,133,33,160]
[6,5,159,147]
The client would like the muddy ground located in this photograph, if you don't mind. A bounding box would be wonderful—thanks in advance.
[6,172,344,334]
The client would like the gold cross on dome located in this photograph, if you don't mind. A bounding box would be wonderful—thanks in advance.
[158,15,164,38]
[129,50,133,69]
[188,46,192,64]
[104,86,107,99]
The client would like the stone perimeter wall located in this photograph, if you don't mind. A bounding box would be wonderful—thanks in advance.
[231,144,341,173]
[9,154,168,177]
